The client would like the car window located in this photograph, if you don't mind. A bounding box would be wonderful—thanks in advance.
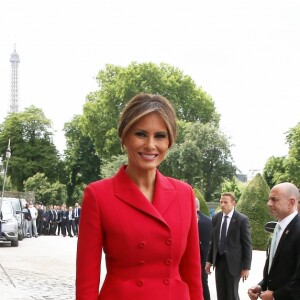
[3,198,22,212]
[2,201,13,215]
[10,200,21,211]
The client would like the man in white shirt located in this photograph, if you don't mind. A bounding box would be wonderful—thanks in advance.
[28,202,38,238]
[68,206,75,237]
[73,202,81,236]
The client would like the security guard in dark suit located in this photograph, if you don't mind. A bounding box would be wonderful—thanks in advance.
[206,192,252,300]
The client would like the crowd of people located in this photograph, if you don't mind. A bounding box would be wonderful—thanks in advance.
[22,201,81,238]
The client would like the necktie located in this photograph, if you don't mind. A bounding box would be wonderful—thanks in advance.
[218,215,228,255]
[268,223,280,272]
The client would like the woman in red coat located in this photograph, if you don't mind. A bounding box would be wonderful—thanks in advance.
[76,93,203,300]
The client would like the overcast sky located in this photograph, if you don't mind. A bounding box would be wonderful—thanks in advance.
[1,0,299,175]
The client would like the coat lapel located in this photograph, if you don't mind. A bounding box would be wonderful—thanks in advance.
[113,166,177,225]
[152,171,177,216]
[272,214,299,264]
[227,210,238,237]
[216,212,223,244]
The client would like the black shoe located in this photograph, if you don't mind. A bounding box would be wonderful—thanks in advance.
[69,235,73,238]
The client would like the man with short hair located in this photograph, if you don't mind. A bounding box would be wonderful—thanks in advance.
[206,192,252,300]
[248,182,300,300]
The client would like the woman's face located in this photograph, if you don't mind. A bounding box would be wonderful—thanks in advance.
[123,112,169,173]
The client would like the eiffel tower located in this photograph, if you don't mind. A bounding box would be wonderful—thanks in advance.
[9,44,20,113]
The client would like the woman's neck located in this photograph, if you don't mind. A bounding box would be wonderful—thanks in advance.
[125,166,156,202]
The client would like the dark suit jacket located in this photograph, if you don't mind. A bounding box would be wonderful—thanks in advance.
[259,213,300,300]
[207,210,252,277]
[197,211,212,268]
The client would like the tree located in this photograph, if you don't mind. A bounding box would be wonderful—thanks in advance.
[236,173,271,250]
[0,106,60,191]
[101,154,128,178]
[220,177,247,203]
[81,62,220,159]
[282,123,300,186]
[24,173,51,204]
[262,122,300,187]
[263,156,287,188]
[194,188,210,217]
[64,115,101,204]
[24,173,67,206]
[160,122,236,201]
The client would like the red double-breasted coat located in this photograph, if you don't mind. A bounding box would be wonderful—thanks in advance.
[76,166,203,300]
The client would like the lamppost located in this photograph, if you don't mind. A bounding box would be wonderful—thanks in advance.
[0,139,11,215]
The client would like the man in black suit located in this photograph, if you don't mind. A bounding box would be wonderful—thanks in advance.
[196,199,212,300]
[73,202,81,236]
[36,203,44,236]
[248,182,300,300]
[206,192,252,300]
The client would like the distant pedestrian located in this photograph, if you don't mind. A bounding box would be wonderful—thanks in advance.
[68,206,75,237]
[29,202,38,238]
[23,203,32,237]
[73,202,81,236]
[36,203,44,235]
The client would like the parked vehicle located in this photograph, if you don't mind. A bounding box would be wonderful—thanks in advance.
[4,197,25,240]
[0,199,19,247]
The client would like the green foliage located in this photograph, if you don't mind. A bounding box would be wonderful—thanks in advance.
[283,123,300,186]
[69,182,86,206]
[194,188,210,217]
[101,154,128,178]
[221,177,247,203]
[0,106,60,191]
[236,173,272,250]
[0,174,12,192]
[263,156,288,188]
[81,62,220,160]
[263,122,300,187]
[24,173,51,204]
[160,122,236,201]
[49,181,67,205]
[24,172,67,206]
[64,115,101,203]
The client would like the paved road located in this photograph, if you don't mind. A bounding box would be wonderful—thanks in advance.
[0,236,77,300]
[0,236,266,300]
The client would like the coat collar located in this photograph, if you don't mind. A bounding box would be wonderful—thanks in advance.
[112,166,177,225]
[272,213,300,264]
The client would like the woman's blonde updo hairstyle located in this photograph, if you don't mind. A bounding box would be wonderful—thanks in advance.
[118,93,177,148]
